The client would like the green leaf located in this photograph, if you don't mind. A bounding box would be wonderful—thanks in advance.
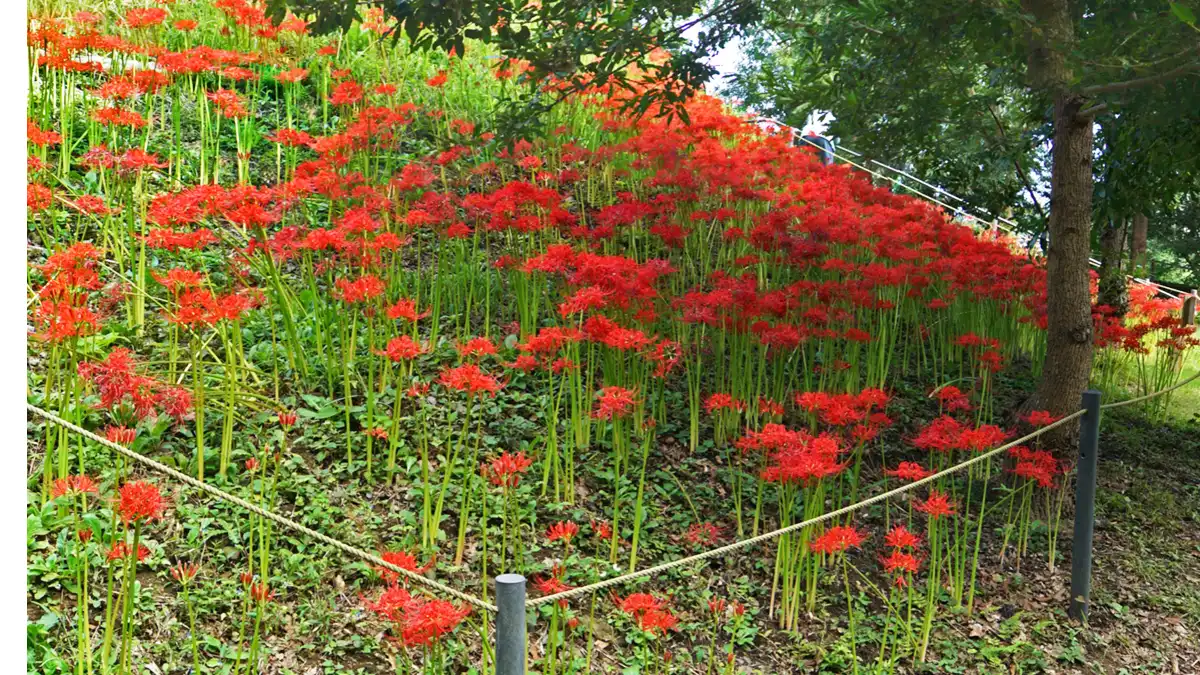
[1170,2,1196,25]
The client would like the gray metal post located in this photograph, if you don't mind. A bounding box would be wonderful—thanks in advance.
[1069,390,1102,621]
[495,574,526,675]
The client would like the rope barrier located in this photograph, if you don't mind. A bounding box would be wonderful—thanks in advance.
[527,409,1086,607]
[26,404,499,613]
[1099,369,1200,410]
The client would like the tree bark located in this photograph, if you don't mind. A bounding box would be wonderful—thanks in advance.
[1097,217,1129,316]
[1019,0,1095,450]
[1129,212,1148,275]
[1023,92,1096,440]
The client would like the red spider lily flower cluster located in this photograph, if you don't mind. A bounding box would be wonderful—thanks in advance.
[171,562,200,584]
[593,386,638,420]
[615,593,677,636]
[364,585,471,648]
[885,461,932,482]
[736,424,847,485]
[685,521,721,548]
[374,550,433,584]
[1022,410,1062,427]
[911,416,1007,453]
[117,481,165,523]
[50,475,99,500]
[933,385,972,413]
[914,490,957,519]
[439,363,502,396]
[483,452,533,487]
[78,348,193,421]
[108,541,150,562]
[546,521,579,544]
[808,525,867,554]
[1008,445,1061,488]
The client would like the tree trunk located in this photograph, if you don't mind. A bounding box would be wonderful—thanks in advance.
[1129,212,1148,275]
[1020,0,1096,450]
[1097,217,1129,316]
[1023,93,1096,442]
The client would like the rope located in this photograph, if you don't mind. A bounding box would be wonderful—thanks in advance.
[1099,369,1200,410]
[527,409,1086,607]
[26,404,498,613]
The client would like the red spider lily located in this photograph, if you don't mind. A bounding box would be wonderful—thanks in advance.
[615,592,665,617]
[78,530,93,543]
[245,458,260,472]
[1022,410,1062,427]
[50,475,99,500]
[546,521,579,544]
[365,584,413,622]
[885,461,932,482]
[367,427,389,440]
[335,274,385,304]
[558,286,610,316]
[438,363,502,396]
[330,80,364,106]
[933,385,972,413]
[638,608,678,636]
[914,490,958,519]
[445,222,473,238]
[708,598,727,617]
[249,582,274,603]
[375,550,433,584]
[592,520,613,540]
[884,524,922,549]
[206,89,248,118]
[399,596,471,648]
[757,396,785,417]
[505,354,540,372]
[277,411,297,429]
[704,393,746,414]
[378,335,425,361]
[1009,445,1060,487]
[108,541,150,562]
[685,522,721,548]
[386,297,430,322]
[881,549,921,586]
[593,386,638,420]
[117,481,165,523]
[456,336,498,360]
[808,525,867,554]
[911,416,965,453]
[483,452,533,487]
[124,7,167,28]
[27,120,61,146]
[33,301,98,343]
[957,423,1008,452]
[744,424,847,485]
[28,183,53,212]
[426,71,448,88]
[532,574,573,606]
[171,562,200,584]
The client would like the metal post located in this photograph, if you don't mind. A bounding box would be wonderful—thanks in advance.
[1069,390,1102,621]
[495,574,526,675]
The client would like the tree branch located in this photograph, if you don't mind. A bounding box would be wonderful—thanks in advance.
[1079,60,1200,96]
[1077,102,1108,119]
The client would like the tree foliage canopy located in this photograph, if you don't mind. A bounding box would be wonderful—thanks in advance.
[726,0,1200,283]
[267,0,761,135]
